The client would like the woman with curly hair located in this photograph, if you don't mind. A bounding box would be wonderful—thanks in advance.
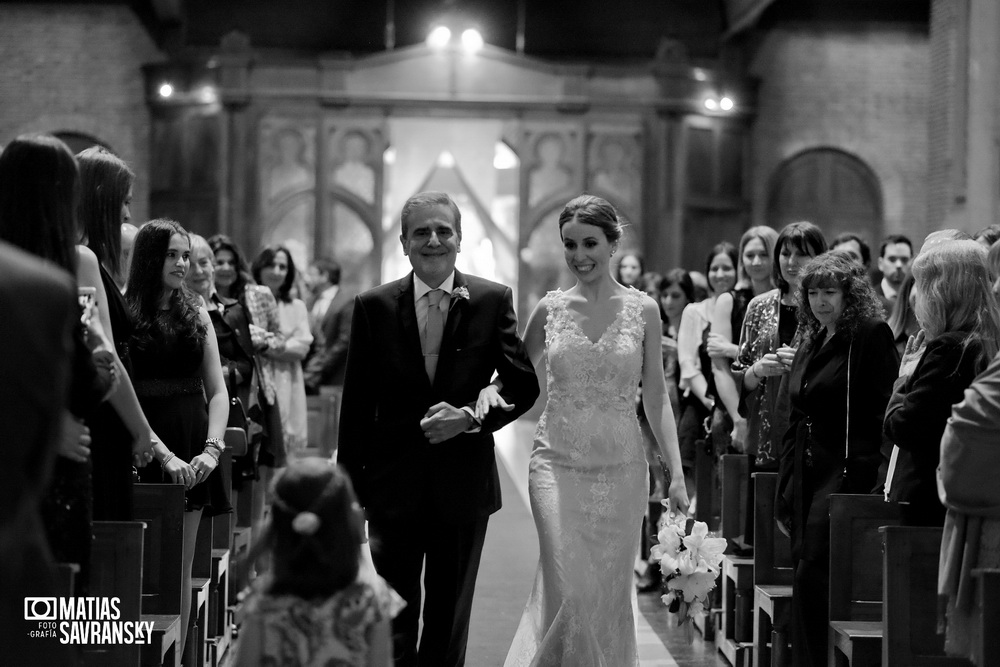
[779,250,899,667]
[127,219,232,653]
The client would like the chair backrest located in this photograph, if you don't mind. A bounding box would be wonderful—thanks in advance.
[133,484,185,615]
[881,526,962,666]
[721,454,750,540]
[828,494,900,622]
[90,521,143,667]
[753,472,793,586]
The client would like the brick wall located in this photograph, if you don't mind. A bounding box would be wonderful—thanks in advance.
[0,4,164,223]
[749,23,930,240]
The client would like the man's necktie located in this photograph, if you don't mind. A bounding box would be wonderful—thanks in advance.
[423,289,445,383]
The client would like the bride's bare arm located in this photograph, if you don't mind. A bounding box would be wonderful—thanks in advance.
[639,296,690,515]
[476,296,546,419]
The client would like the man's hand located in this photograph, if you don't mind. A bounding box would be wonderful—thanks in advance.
[420,402,472,444]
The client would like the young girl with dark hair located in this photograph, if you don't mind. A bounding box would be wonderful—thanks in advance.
[127,218,231,653]
[234,458,402,666]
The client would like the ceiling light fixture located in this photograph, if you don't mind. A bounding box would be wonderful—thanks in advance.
[427,25,451,50]
[158,83,174,98]
[720,97,734,111]
[703,97,718,111]
[461,28,483,53]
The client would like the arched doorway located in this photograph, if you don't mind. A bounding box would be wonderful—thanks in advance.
[766,148,883,243]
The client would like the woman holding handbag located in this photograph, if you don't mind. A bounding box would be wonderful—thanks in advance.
[779,251,898,667]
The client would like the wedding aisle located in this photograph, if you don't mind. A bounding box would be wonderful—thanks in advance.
[468,418,726,667]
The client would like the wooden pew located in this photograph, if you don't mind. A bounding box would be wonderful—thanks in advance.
[974,568,1000,666]
[86,521,145,667]
[133,484,186,667]
[880,526,966,667]
[827,494,900,667]
[55,562,80,598]
[718,454,753,667]
[206,448,234,667]
[306,390,339,459]
[752,472,793,667]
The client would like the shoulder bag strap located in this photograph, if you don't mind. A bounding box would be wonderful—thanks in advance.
[844,340,852,476]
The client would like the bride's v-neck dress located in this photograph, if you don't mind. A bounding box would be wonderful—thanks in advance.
[505,288,649,667]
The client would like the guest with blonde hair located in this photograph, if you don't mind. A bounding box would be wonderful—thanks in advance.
[884,240,1000,527]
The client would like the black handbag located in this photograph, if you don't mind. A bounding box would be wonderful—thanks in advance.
[227,365,249,432]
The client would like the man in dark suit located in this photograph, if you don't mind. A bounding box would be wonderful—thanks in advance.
[303,257,353,393]
[0,241,77,665]
[339,191,539,667]
[871,234,913,316]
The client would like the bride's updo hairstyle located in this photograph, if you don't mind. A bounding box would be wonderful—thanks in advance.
[558,194,624,244]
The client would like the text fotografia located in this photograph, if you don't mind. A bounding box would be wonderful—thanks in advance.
[24,597,153,644]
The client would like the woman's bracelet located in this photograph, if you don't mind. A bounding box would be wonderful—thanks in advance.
[202,446,220,463]
[161,451,176,467]
[205,437,224,451]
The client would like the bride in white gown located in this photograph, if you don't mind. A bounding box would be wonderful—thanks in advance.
[478,195,690,667]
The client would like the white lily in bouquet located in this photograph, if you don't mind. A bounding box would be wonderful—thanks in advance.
[650,500,727,621]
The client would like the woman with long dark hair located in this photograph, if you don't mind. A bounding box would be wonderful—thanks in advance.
[76,145,157,521]
[127,219,231,653]
[252,246,313,453]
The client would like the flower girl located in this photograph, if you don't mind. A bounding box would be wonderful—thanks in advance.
[233,457,403,666]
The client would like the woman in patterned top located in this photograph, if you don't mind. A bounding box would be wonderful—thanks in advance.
[234,457,402,667]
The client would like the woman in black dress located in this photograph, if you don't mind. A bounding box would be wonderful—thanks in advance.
[127,219,231,653]
[780,251,898,667]
[77,146,157,521]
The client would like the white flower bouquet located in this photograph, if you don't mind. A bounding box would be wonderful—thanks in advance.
[650,501,727,621]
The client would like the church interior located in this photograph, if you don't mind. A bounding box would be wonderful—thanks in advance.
[4,1,1000,665]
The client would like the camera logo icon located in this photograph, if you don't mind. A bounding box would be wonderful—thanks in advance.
[24,598,57,621]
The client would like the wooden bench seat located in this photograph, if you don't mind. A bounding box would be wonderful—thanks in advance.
[881,526,967,667]
[752,472,793,667]
[827,494,901,667]
[141,614,181,667]
[87,521,145,667]
[717,454,752,667]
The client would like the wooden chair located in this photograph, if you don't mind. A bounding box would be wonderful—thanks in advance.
[974,568,1000,666]
[881,526,966,667]
[133,484,186,667]
[87,521,145,667]
[827,494,901,667]
[718,454,753,667]
[752,472,793,667]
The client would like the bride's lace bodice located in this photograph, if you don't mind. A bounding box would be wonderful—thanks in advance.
[535,288,647,466]
[506,287,650,667]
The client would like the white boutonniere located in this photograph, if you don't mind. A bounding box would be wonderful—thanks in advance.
[450,286,470,310]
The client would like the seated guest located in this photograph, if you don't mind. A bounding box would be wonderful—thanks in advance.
[938,348,1000,665]
[873,234,913,315]
[883,240,1000,526]
[780,251,897,667]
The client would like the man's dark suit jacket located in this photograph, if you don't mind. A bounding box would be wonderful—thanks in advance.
[339,270,539,523]
[304,287,353,390]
